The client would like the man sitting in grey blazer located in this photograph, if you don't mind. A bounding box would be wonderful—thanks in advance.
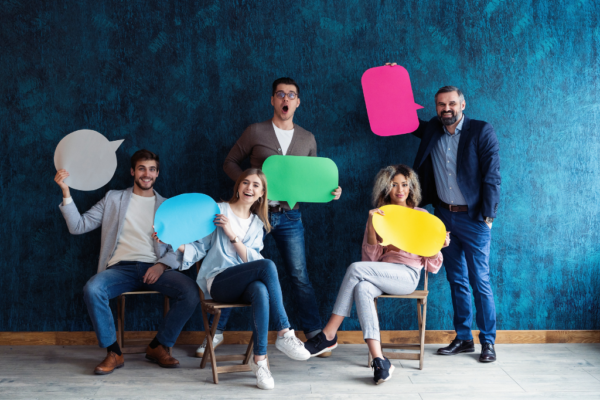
[54,149,199,375]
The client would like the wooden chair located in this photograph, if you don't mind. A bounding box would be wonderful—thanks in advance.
[196,262,255,384]
[368,270,429,370]
[116,291,171,354]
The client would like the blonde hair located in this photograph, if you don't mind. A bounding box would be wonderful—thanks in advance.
[371,164,422,208]
[228,168,272,233]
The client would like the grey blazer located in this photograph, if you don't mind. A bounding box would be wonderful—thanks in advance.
[59,187,178,274]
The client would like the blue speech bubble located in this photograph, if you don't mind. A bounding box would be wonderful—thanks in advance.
[154,193,220,250]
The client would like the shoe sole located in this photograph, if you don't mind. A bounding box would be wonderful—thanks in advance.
[310,343,338,358]
[479,357,496,363]
[94,363,124,375]
[375,364,395,385]
[145,355,181,368]
[195,339,224,358]
[437,348,475,356]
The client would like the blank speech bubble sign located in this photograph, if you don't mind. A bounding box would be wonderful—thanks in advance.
[372,205,446,257]
[361,65,423,136]
[263,155,339,209]
[154,193,220,250]
[54,129,124,191]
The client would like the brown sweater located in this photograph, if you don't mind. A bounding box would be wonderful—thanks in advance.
[223,119,317,210]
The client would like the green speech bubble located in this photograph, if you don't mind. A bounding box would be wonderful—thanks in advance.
[262,155,339,209]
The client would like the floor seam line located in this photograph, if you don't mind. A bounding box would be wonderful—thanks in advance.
[501,366,528,393]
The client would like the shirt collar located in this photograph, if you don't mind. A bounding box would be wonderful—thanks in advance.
[443,114,465,137]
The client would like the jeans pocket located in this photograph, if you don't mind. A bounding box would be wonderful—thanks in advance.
[284,210,302,221]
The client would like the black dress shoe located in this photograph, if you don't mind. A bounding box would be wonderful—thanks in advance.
[479,343,496,363]
[437,338,475,355]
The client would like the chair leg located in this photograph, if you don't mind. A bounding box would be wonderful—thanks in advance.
[202,309,221,384]
[118,295,126,349]
[200,307,213,369]
[419,300,427,370]
[243,332,254,365]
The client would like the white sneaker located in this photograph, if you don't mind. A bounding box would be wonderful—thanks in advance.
[195,333,224,357]
[275,330,311,361]
[250,357,274,390]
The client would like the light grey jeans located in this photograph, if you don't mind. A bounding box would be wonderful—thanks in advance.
[332,262,420,341]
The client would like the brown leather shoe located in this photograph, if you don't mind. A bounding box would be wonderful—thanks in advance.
[94,351,124,375]
[145,345,180,368]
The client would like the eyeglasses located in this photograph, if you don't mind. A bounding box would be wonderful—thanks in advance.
[274,91,297,100]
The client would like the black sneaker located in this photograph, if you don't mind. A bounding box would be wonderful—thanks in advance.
[371,356,395,384]
[304,332,338,357]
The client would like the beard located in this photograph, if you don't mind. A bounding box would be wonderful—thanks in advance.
[134,177,155,191]
[439,110,459,126]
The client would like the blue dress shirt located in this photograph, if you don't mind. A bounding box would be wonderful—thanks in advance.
[431,115,467,205]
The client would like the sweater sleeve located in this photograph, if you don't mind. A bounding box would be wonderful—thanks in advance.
[421,232,450,274]
[223,125,254,182]
[361,225,383,262]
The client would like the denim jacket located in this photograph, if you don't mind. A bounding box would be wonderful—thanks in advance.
[177,203,265,299]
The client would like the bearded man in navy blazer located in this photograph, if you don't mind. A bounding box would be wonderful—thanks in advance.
[411,86,501,363]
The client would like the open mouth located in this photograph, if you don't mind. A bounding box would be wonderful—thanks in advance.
[243,192,253,198]
[282,106,289,113]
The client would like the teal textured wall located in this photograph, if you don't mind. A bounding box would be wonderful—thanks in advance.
[1,0,599,332]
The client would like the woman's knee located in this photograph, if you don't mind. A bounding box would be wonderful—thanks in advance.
[246,281,270,303]
[354,280,377,298]
[346,262,364,278]
[259,259,278,277]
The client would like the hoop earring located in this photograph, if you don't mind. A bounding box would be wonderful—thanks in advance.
[236,192,239,199]
[258,197,262,204]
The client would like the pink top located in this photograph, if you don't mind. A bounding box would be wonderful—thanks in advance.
[361,207,450,274]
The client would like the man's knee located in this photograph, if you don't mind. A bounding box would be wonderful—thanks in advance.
[83,276,104,303]
[346,262,364,278]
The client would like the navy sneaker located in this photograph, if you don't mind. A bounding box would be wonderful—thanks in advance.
[304,332,338,357]
[371,356,395,384]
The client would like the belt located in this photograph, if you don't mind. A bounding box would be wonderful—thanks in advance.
[439,201,468,212]
[268,205,283,213]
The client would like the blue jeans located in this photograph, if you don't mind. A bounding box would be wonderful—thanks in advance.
[211,209,322,336]
[435,207,497,344]
[210,259,290,355]
[83,261,200,348]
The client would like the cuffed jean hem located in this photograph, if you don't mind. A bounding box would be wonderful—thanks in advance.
[363,331,380,341]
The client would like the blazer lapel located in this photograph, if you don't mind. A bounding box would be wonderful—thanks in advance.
[456,116,472,172]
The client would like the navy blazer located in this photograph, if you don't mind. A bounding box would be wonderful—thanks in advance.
[412,115,501,222]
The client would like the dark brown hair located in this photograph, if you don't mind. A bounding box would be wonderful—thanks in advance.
[272,77,300,97]
[130,149,160,171]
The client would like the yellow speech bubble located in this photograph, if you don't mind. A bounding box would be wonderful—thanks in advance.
[372,205,447,257]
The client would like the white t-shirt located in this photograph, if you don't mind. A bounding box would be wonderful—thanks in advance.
[207,203,254,294]
[270,122,294,207]
[107,194,158,267]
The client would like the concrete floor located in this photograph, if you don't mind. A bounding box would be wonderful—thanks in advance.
[1,343,600,399]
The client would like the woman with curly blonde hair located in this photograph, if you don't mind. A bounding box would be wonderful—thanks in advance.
[304,164,449,384]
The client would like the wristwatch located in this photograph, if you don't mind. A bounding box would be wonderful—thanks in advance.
[230,236,240,244]
[484,216,494,224]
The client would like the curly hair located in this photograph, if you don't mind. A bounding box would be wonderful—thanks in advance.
[371,164,422,208]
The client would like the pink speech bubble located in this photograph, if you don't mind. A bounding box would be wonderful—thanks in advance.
[361,65,423,136]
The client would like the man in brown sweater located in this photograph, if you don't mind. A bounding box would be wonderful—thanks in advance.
[195,77,341,357]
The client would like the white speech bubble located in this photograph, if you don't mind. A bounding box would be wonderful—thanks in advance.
[54,129,124,191]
